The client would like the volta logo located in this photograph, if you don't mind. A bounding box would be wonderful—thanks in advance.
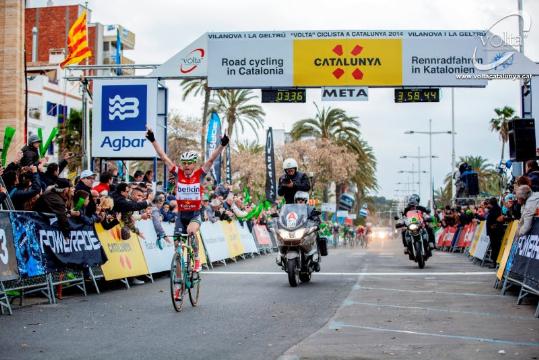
[180,48,205,74]
[101,84,147,132]
[314,44,382,80]
[108,95,139,120]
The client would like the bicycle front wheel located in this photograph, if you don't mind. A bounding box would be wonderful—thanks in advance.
[170,253,186,312]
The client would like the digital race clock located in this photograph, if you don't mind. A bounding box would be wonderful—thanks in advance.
[394,88,440,103]
[261,89,306,103]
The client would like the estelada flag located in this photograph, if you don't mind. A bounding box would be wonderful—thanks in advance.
[60,10,92,68]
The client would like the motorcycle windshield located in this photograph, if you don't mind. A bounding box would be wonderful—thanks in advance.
[278,204,309,230]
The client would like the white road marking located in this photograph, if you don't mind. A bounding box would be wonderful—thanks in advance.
[353,285,500,297]
[328,321,539,347]
[204,271,495,276]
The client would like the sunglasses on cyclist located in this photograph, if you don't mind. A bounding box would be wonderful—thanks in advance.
[181,160,196,165]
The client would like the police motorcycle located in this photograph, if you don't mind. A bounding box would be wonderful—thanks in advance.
[271,192,326,287]
[395,210,432,269]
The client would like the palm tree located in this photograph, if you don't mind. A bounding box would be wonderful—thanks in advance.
[209,89,265,139]
[290,103,377,202]
[490,106,516,161]
[434,186,452,209]
[290,103,360,143]
[235,139,263,154]
[180,79,213,154]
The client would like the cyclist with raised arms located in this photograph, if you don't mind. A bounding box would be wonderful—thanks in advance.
[146,127,229,273]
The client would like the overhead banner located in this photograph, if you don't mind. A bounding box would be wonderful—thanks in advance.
[92,78,158,158]
[0,212,19,281]
[321,87,368,101]
[205,112,222,184]
[265,127,277,202]
[205,30,539,88]
[150,34,208,78]
[95,223,149,281]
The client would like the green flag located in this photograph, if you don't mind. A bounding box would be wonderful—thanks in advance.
[39,127,59,158]
[243,186,251,204]
[1,127,16,167]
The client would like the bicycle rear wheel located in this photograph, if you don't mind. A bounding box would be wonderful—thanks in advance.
[170,253,186,312]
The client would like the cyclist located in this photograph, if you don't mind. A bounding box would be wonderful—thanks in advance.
[146,127,229,273]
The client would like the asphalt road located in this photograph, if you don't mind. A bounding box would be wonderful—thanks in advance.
[1,235,538,360]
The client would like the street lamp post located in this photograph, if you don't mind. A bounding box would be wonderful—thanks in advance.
[405,119,454,211]
[400,147,436,203]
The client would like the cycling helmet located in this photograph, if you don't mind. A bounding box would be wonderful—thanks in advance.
[294,191,309,203]
[408,193,420,205]
[283,158,298,170]
[180,151,199,162]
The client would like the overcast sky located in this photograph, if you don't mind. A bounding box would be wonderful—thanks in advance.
[35,0,539,202]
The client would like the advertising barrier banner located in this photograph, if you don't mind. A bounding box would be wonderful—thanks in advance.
[135,220,175,274]
[253,225,272,248]
[0,212,19,281]
[509,219,539,291]
[236,222,258,254]
[468,221,485,255]
[435,228,445,248]
[462,223,477,248]
[8,212,47,277]
[95,223,149,281]
[199,221,229,263]
[496,225,519,281]
[472,222,490,260]
[221,221,245,258]
[498,221,518,264]
[442,226,456,248]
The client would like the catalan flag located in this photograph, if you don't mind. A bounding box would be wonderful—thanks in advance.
[60,10,92,68]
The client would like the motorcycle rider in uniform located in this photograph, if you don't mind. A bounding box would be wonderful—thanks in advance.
[278,158,311,204]
[401,194,435,255]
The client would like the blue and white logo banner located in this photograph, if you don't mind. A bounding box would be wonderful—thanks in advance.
[205,112,222,183]
[92,79,157,158]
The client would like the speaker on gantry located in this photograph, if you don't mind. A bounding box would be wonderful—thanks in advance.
[508,118,536,162]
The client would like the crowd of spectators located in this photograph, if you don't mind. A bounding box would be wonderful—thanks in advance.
[0,136,277,243]
[436,160,539,263]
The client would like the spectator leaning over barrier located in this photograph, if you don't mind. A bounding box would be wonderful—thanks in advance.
[93,171,113,196]
[34,178,73,237]
[71,190,98,225]
[112,183,152,238]
[11,166,42,211]
[76,170,97,217]
[40,151,73,188]
[97,196,120,230]
[516,185,539,236]
[151,194,171,245]
[486,197,505,264]
[524,160,539,192]
[20,134,41,167]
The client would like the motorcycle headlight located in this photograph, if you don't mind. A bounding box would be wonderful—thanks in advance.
[277,228,305,239]
[408,223,419,232]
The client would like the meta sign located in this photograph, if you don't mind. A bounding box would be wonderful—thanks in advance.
[92,79,158,158]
